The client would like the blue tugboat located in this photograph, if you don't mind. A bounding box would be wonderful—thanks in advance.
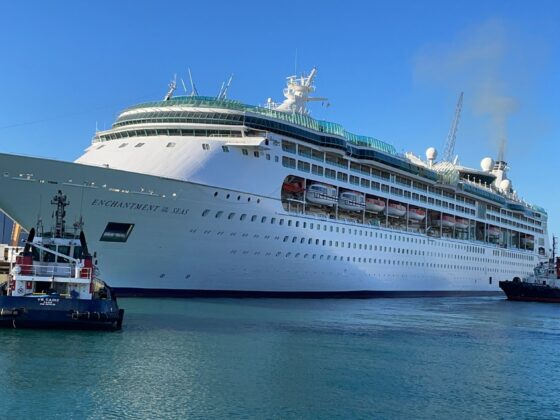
[0,191,124,330]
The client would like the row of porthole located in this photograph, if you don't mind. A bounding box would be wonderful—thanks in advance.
[213,191,262,204]
[202,207,534,260]
[200,205,535,258]
[189,219,535,269]
[158,274,192,279]
[224,249,531,273]
[194,211,535,266]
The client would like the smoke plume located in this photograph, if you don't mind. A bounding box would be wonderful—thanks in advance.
[413,19,519,161]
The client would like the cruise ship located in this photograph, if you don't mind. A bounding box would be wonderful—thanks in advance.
[0,69,550,296]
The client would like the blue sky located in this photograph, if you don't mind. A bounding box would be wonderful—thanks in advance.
[1,0,559,235]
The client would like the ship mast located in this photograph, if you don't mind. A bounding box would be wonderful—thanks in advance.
[51,190,69,238]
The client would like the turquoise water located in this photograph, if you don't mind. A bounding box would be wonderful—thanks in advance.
[1,297,559,419]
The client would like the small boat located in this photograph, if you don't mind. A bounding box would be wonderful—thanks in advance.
[487,226,501,238]
[407,207,425,222]
[338,191,365,212]
[455,218,469,230]
[432,214,455,228]
[282,177,305,193]
[365,197,385,213]
[0,191,124,330]
[306,183,337,206]
[500,245,560,303]
[384,202,406,217]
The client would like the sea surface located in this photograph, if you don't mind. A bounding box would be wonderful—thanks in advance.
[0,296,559,419]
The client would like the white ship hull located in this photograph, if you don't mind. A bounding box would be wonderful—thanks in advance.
[0,153,539,296]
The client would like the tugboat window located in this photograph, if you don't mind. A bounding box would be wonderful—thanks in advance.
[100,223,135,242]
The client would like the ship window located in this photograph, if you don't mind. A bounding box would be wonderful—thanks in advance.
[202,144,210,150]
[215,211,223,218]
[282,156,296,168]
[297,161,310,172]
[100,222,134,243]
[240,214,247,221]
[135,143,145,148]
[261,217,267,223]
[96,145,105,150]
[271,218,276,224]
[228,212,236,219]
[254,151,260,158]
[251,215,257,222]
[266,154,271,160]
[222,146,229,152]
[56,245,71,263]
[242,149,248,155]
[119,143,128,148]
[166,142,176,148]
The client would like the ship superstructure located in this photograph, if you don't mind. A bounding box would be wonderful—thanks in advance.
[0,69,550,296]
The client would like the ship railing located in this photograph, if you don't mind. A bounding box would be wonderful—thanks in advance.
[15,264,92,280]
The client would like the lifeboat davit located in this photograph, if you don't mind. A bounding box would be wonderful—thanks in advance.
[338,191,365,212]
[306,183,337,207]
[407,207,426,222]
[365,197,386,213]
[433,214,455,228]
[455,218,469,230]
[384,202,406,217]
[487,226,501,238]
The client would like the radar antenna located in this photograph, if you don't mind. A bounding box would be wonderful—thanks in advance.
[163,74,177,101]
[273,67,328,115]
[442,92,464,162]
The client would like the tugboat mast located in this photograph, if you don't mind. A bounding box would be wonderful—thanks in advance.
[51,190,69,238]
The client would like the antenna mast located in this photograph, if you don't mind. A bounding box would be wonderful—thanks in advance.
[163,74,177,101]
[217,74,234,100]
[188,68,199,96]
[443,92,464,162]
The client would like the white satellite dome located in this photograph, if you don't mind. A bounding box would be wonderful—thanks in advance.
[480,157,494,172]
[425,147,437,161]
[500,179,512,191]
